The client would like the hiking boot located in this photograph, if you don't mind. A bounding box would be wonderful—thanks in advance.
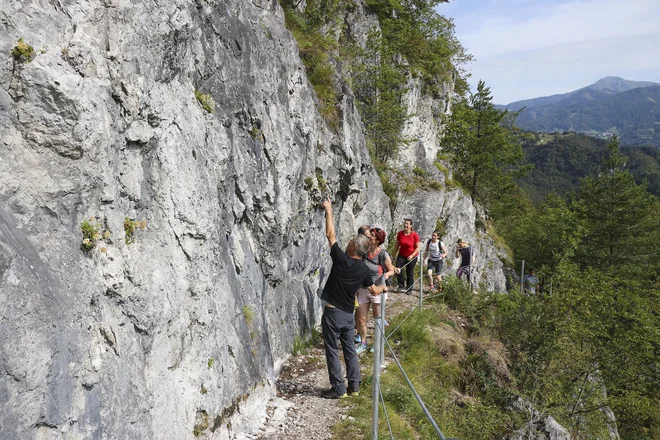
[348,384,360,396]
[321,387,347,399]
[356,342,368,354]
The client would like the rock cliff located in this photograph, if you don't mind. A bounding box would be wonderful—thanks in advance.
[0,1,505,438]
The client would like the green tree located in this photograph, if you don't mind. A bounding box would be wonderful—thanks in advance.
[444,80,531,211]
[572,136,660,275]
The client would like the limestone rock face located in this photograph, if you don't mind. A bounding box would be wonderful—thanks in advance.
[0,1,504,439]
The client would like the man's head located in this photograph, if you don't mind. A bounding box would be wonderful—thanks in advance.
[346,234,370,258]
[357,225,371,238]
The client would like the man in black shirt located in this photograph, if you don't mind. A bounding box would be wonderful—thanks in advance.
[320,198,385,399]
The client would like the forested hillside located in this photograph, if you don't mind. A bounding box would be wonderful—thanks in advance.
[442,87,660,438]
[518,132,660,202]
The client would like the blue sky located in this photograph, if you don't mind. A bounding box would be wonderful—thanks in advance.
[437,0,660,104]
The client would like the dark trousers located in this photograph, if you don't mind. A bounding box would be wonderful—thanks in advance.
[396,255,418,290]
[321,307,361,394]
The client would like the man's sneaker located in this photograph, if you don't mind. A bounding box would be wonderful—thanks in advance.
[404,287,413,295]
[321,387,347,399]
[354,334,362,344]
[356,342,368,354]
[348,384,360,396]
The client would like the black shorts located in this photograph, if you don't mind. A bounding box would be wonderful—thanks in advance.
[427,260,443,274]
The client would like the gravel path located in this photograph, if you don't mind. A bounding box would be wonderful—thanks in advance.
[254,291,423,439]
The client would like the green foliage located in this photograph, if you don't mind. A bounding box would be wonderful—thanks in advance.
[11,38,35,63]
[248,126,262,140]
[292,327,322,355]
[364,0,470,94]
[572,136,660,274]
[207,358,214,369]
[242,305,255,325]
[303,176,314,188]
[195,90,214,113]
[81,218,112,252]
[353,28,410,163]
[443,81,531,214]
[124,218,146,244]
[335,304,522,439]
[81,219,101,250]
[519,132,660,201]
[281,0,344,129]
[315,170,327,192]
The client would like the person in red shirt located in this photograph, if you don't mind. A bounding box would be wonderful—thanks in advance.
[394,218,421,294]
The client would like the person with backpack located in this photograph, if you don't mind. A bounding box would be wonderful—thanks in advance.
[394,218,421,294]
[425,231,447,291]
[355,227,396,354]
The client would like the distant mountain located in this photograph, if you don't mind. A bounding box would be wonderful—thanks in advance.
[498,77,660,146]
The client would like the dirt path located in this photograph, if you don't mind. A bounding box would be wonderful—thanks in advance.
[254,291,423,439]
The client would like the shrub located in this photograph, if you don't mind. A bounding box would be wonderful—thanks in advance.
[195,90,214,113]
[124,218,146,244]
[11,38,35,63]
[81,219,101,250]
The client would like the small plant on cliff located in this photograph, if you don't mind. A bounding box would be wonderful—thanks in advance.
[81,219,101,250]
[11,38,36,63]
[315,170,328,193]
[195,90,214,113]
[81,218,112,251]
[207,358,214,369]
[124,218,147,244]
[242,305,255,325]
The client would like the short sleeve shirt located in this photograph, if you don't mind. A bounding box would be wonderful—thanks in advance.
[321,243,374,313]
[397,231,420,258]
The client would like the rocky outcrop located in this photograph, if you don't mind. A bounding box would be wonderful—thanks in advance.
[0,1,506,439]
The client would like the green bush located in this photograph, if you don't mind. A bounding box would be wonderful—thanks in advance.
[11,38,35,63]
[195,90,214,113]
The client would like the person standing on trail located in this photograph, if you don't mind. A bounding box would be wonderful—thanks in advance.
[320,198,385,399]
[394,219,421,294]
[425,231,447,291]
[355,227,396,354]
[455,239,474,281]
[524,269,539,294]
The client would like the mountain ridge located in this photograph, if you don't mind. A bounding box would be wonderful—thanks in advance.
[496,77,660,146]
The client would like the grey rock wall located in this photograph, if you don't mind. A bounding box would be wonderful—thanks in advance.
[0,0,506,439]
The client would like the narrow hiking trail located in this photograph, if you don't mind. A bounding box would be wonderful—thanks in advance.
[255,291,423,439]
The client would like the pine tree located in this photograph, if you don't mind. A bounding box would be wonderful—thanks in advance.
[443,80,531,212]
[572,136,660,275]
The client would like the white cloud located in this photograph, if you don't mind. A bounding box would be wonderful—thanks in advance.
[443,0,660,102]
[461,0,660,58]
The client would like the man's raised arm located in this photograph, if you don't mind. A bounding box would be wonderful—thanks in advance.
[322,198,337,248]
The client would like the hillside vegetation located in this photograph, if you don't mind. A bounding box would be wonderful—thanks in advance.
[518,132,660,202]
[280,2,660,438]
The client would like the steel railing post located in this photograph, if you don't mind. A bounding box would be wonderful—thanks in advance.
[371,317,383,440]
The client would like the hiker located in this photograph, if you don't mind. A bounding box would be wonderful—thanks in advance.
[320,198,384,399]
[394,219,421,294]
[455,239,474,281]
[425,231,447,291]
[524,269,539,294]
[357,225,371,237]
[355,227,396,354]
